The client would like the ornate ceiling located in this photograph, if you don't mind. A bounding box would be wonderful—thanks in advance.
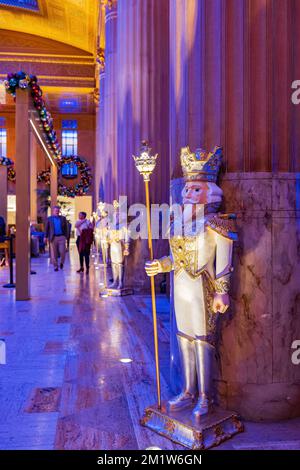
[0,0,101,114]
[0,0,98,55]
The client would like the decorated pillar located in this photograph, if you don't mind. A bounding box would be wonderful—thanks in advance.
[15,88,30,301]
[116,0,169,206]
[98,64,106,202]
[30,131,37,223]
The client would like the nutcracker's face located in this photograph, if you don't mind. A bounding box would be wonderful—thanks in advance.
[182,181,209,204]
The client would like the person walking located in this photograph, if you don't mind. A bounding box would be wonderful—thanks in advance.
[75,212,93,274]
[45,206,68,272]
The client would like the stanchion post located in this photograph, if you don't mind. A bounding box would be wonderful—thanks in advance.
[3,235,15,288]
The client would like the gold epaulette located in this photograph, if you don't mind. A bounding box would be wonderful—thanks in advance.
[206,213,238,241]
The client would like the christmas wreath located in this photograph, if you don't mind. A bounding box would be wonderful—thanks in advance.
[57,155,92,197]
[36,156,92,197]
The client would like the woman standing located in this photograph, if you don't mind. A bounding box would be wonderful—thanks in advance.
[75,212,93,273]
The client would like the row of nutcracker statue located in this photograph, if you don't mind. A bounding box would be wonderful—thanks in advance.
[93,200,132,296]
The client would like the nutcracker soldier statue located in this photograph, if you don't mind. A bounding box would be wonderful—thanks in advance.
[143,146,243,449]
[96,203,110,267]
[107,200,133,296]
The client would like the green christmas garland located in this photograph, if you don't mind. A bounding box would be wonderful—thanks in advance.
[3,72,92,196]
[4,71,61,159]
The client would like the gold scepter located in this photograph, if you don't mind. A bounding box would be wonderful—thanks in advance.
[133,141,161,409]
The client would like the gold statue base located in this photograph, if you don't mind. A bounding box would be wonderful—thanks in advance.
[141,402,244,450]
[107,287,134,297]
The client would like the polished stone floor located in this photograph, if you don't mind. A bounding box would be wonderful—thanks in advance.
[0,246,299,450]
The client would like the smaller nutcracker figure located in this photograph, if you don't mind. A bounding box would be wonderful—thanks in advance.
[96,202,110,266]
[107,200,131,294]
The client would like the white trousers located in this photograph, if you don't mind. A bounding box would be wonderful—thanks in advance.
[174,271,208,339]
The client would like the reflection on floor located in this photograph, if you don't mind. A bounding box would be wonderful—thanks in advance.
[0,246,299,450]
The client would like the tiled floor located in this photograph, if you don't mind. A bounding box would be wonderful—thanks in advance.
[0,246,299,450]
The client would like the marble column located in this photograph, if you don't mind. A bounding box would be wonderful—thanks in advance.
[169,0,222,177]
[116,0,170,289]
[15,88,30,300]
[169,0,300,420]
[103,0,118,203]
[219,174,300,421]
[97,66,106,202]
[169,0,299,173]
[116,0,170,205]
[95,51,105,204]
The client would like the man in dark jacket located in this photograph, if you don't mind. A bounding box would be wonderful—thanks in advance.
[45,206,68,271]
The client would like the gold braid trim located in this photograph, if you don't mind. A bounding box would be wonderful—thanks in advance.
[206,214,238,241]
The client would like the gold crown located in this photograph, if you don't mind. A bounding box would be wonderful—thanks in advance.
[180,145,223,182]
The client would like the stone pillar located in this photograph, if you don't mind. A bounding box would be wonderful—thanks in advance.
[15,88,30,301]
[95,48,105,204]
[169,0,222,177]
[116,0,170,289]
[169,0,300,420]
[30,132,37,223]
[103,0,118,203]
[0,165,7,222]
[97,66,106,203]
[219,174,300,421]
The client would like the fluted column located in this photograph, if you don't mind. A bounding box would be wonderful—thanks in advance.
[95,45,105,203]
[169,0,222,177]
[94,2,105,205]
[169,0,300,421]
[103,0,118,203]
[116,0,169,206]
[115,0,169,290]
[170,0,298,173]
[292,0,300,172]
[97,66,106,201]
